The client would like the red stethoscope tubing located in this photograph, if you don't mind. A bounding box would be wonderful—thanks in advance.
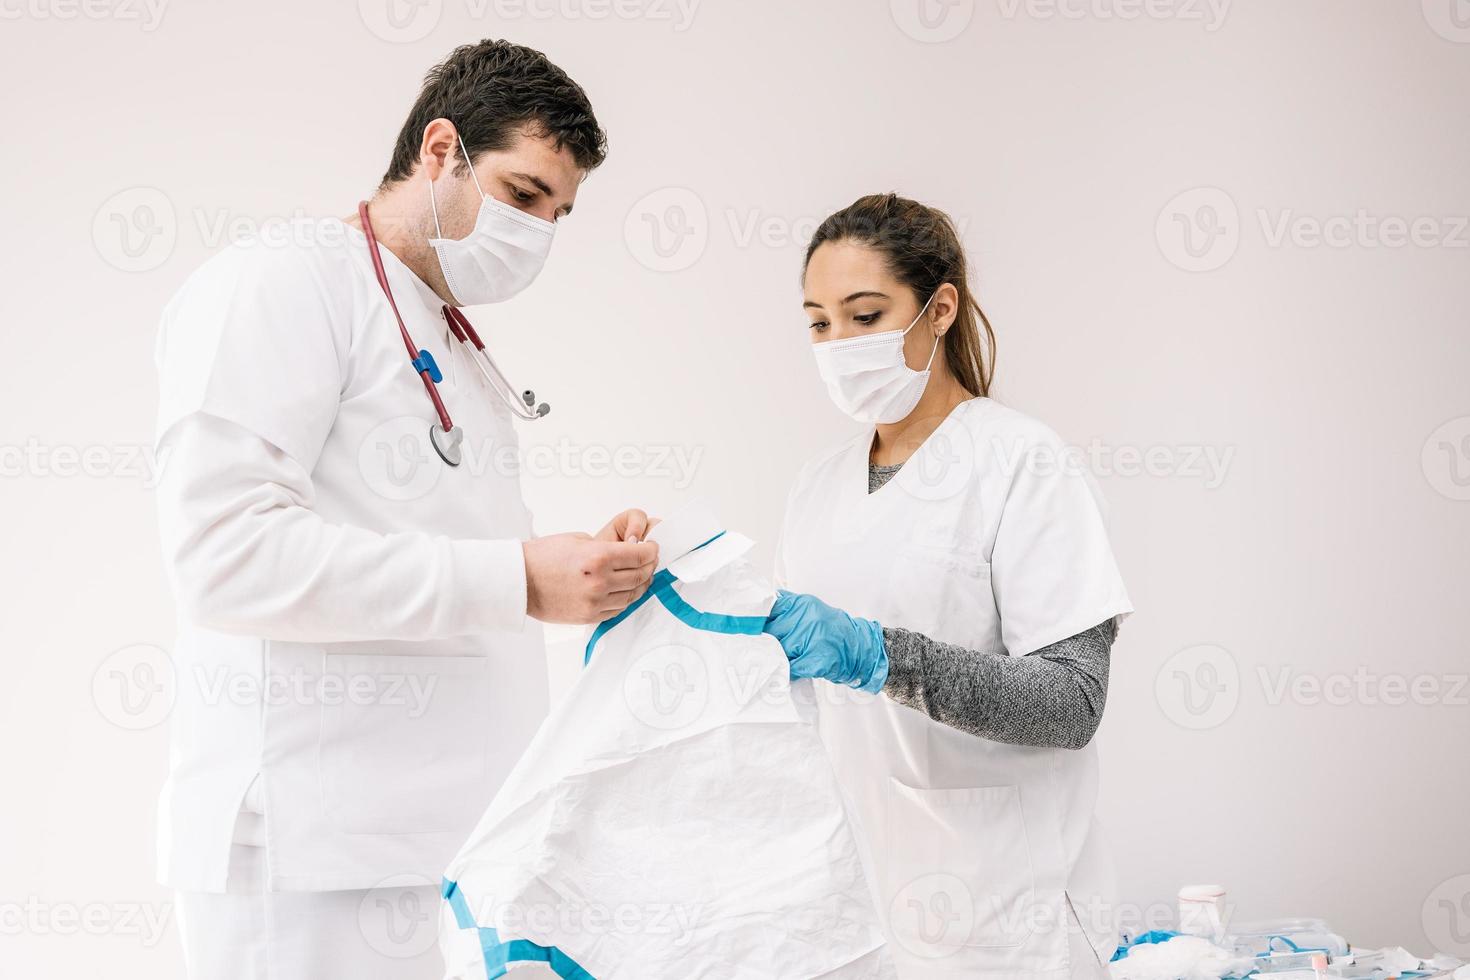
[358,200,454,433]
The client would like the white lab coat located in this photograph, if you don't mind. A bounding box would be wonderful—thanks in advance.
[153,218,548,894]
[775,397,1133,979]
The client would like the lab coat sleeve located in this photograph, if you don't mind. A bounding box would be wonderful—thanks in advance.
[988,425,1132,657]
[154,241,347,470]
[156,412,528,641]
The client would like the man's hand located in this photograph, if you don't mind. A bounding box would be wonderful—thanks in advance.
[523,532,659,624]
[595,508,659,544]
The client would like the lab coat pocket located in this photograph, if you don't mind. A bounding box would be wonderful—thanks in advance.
[317,654,492,836]
[883,779,1037,959]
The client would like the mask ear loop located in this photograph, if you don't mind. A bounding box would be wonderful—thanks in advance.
[922,330,943,372]
[456,132,487,199]
[901,292,943,372]
[427,172,445,239]
[426,130,485,239]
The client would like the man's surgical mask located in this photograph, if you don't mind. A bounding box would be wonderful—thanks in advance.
[811,293,940,424]
[428,134,555,307]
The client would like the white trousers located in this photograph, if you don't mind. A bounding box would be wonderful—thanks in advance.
[174,842,443,980]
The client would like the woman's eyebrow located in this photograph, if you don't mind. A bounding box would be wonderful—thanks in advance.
[803,290,889,310]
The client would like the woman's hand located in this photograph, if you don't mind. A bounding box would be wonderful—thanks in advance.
[762,590,889,693]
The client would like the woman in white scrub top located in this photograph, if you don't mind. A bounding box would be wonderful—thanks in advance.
[767,194,1133,979]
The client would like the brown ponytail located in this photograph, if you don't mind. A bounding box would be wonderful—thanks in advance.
[803,193,996,397]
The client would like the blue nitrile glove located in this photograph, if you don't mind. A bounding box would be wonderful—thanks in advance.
[762,590,889,694]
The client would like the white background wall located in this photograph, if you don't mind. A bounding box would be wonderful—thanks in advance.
[3,1,1468,976]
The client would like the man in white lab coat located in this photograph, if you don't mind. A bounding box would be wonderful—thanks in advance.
[153,39,656,980]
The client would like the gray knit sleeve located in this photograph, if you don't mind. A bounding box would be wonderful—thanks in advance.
[880,619,1117,750]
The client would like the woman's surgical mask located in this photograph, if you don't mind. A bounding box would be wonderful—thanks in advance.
[811,293,940,424]
[428,134,555,307]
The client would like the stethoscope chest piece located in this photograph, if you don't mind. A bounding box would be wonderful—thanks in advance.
[357,200,548,474]
[429,423,464,467]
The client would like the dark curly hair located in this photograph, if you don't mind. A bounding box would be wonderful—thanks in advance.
[381,39,607,186]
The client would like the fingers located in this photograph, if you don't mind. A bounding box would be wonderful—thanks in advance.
[603,565,654,593]
[600,539,659,572]
[620,509,650,543]
[598,582,651,617]
[594,509,656,543]
[575,540,659,619]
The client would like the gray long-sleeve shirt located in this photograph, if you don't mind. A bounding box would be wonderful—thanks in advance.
[869,461,1116,750]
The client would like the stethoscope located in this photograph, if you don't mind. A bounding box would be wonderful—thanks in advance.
[358,200,549,468]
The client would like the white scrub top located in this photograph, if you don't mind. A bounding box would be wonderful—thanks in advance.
[775,397,1133,978]
[153,219,548,893]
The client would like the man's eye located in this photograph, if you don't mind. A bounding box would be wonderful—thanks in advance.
[510,186,534,203]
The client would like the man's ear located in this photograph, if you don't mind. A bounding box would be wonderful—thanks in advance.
[418,118,460,182]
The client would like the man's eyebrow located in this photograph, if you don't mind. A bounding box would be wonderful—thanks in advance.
[510,171,554,196]
[508,170,574,214]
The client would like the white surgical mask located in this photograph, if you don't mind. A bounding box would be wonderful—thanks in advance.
[428,134,556,307]
[812,293,939,424]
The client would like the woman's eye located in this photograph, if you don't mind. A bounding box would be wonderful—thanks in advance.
[809,321,829,332]
[854,312,881,325]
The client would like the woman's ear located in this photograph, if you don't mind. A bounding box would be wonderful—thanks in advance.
[931,282,961,336]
